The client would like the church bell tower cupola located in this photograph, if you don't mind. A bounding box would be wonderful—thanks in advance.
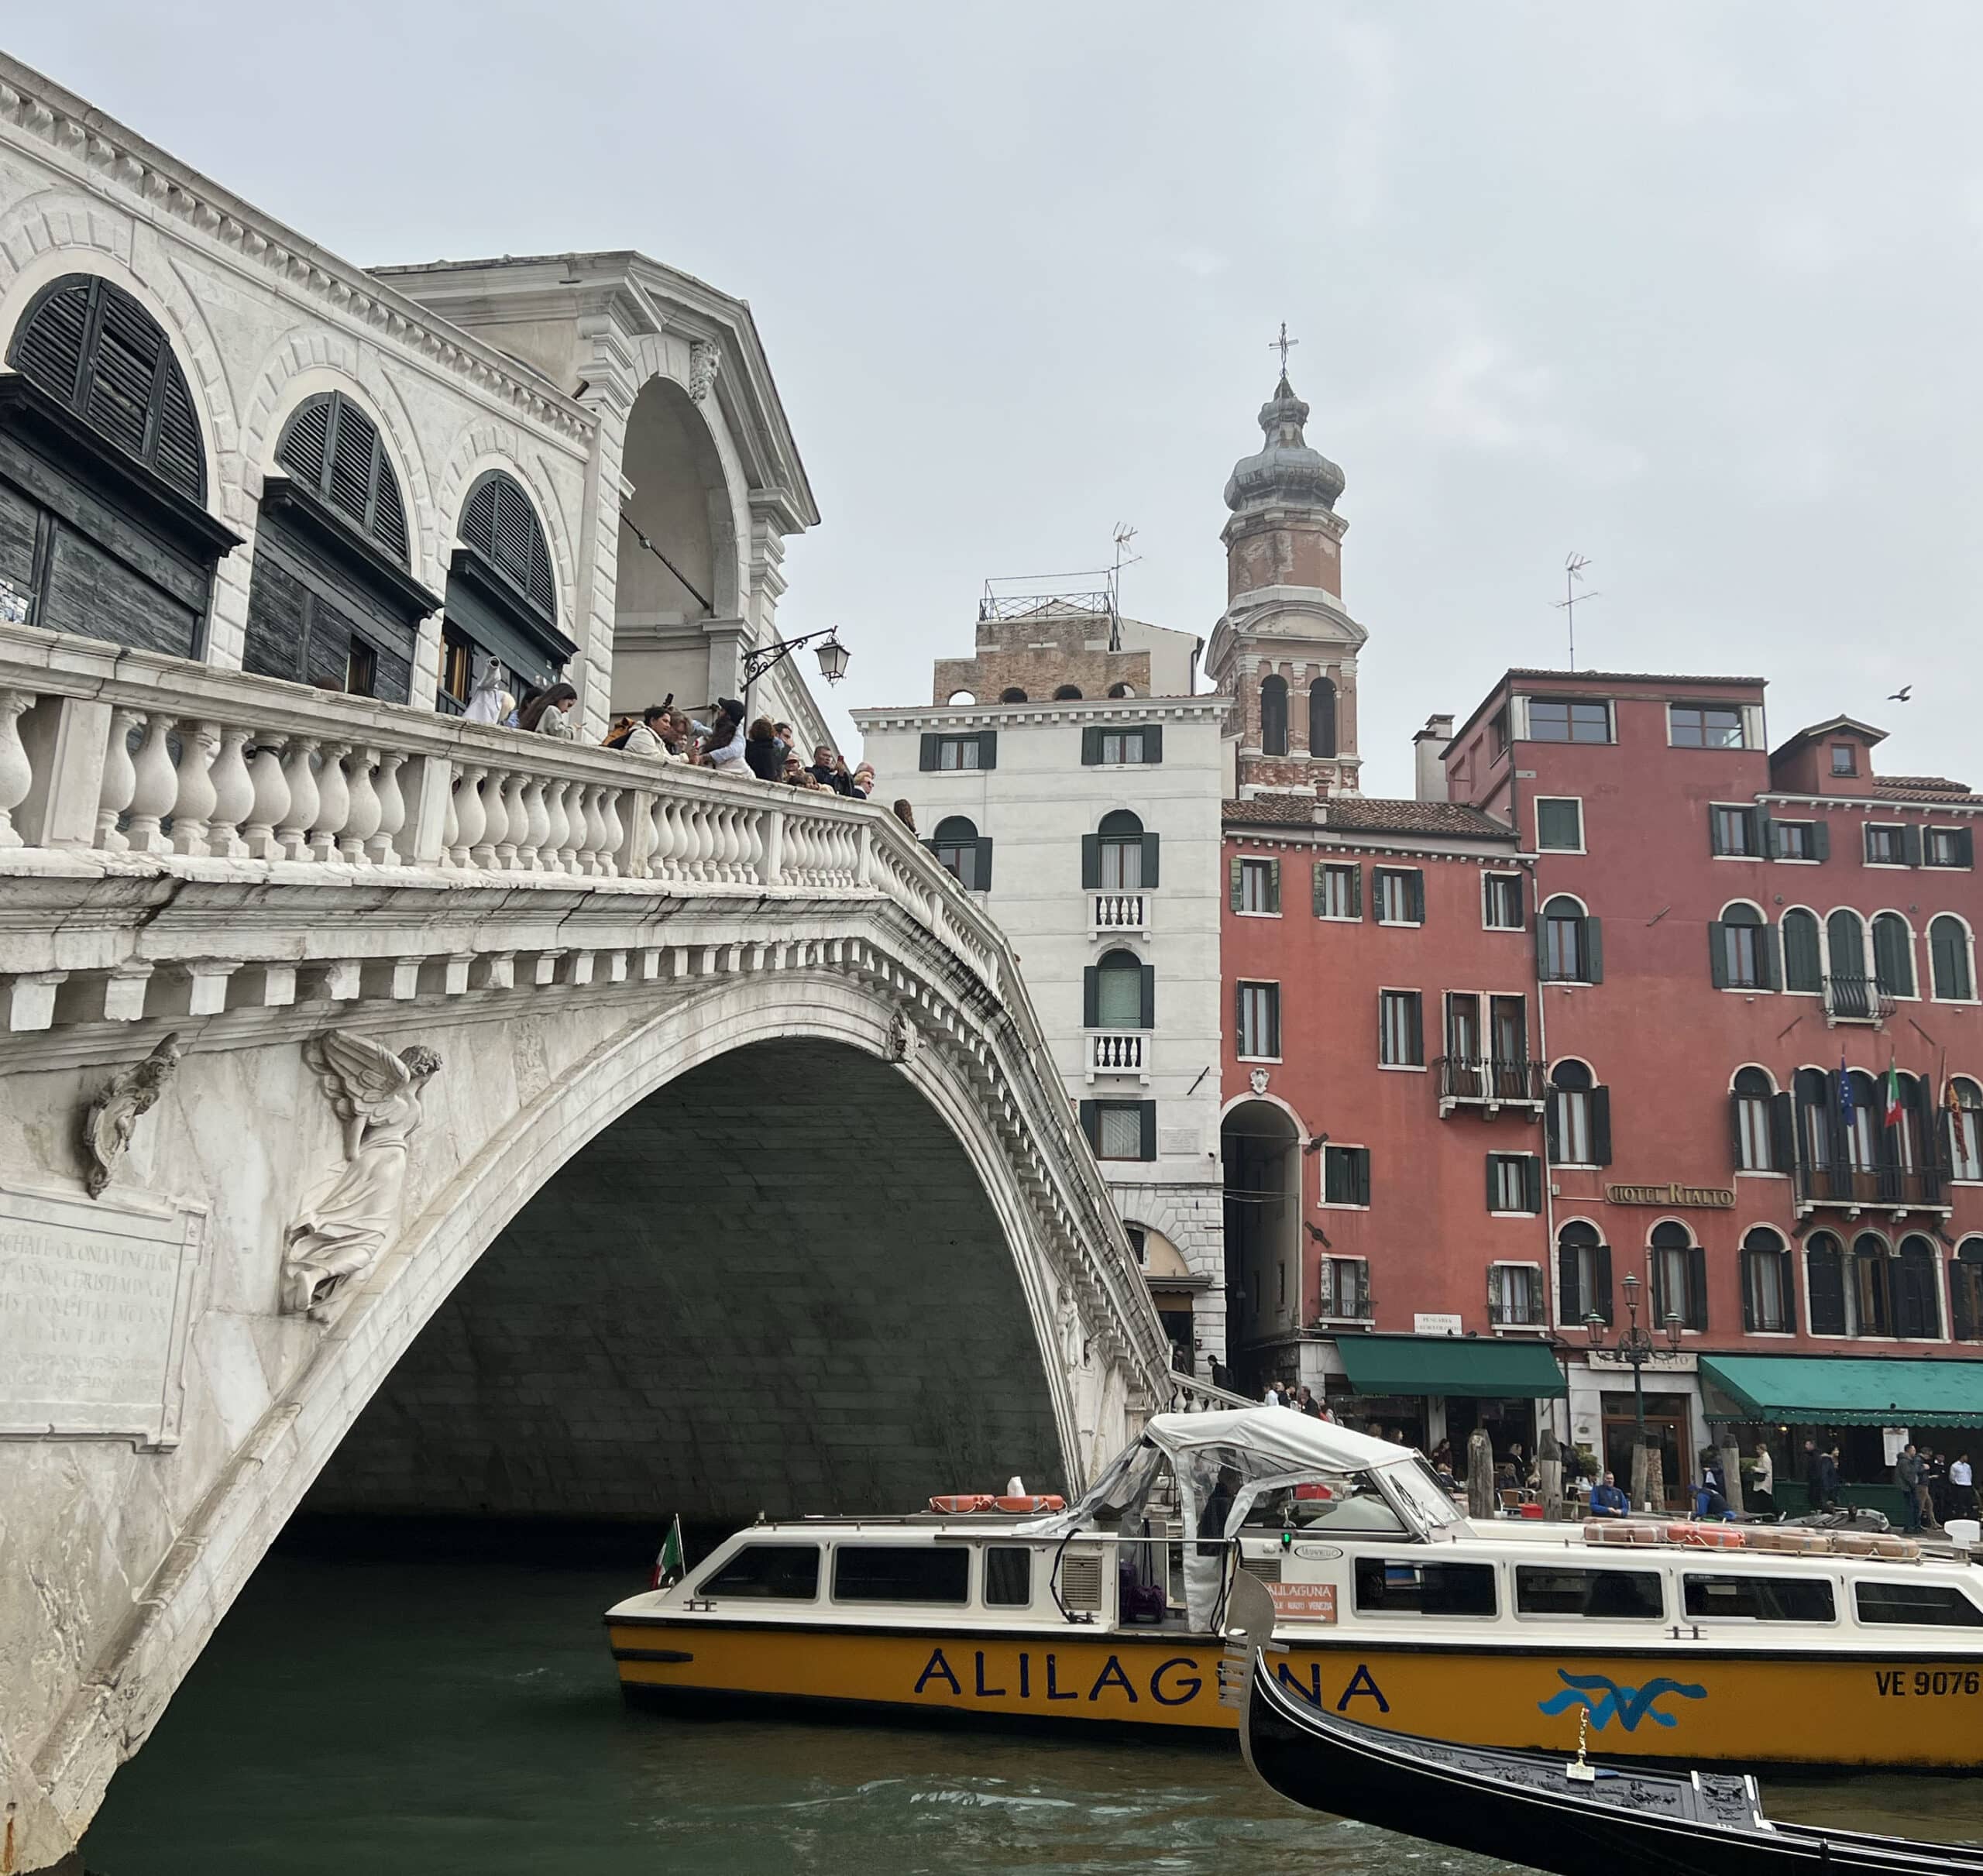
[1206,335,1367,799]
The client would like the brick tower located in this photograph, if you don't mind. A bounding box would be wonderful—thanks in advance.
[1204,367,1366,796]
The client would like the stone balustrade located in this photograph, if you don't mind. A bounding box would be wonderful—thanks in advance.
[0,622,1002,984]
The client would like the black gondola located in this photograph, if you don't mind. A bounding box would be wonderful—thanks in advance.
[1222,1570,1983,1876]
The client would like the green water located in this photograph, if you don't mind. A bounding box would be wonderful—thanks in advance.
[82,1542,1983,1876]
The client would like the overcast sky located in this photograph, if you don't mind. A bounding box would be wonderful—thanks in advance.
[15,4,1982,794]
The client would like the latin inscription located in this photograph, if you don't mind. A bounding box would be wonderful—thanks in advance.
[0,1184,204,1447]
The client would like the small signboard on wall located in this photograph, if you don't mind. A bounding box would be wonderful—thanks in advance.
[1883,1427,1912,1466]
[1413,1313,1462,1337]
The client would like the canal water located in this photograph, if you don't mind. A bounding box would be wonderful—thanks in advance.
[84,1528,1983,1876]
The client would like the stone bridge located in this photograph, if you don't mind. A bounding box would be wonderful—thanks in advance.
[0,626,1187,1871]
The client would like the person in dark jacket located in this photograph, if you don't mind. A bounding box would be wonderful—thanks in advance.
[808,744,854,795]
[744,717,782,780]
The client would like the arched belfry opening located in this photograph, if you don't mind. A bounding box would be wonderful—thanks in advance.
[1220,1099,1302,1392]
[307,1037,1064,1524]
[612,375,738,713]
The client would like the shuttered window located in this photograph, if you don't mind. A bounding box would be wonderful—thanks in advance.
[1322,1144,1371,1207]
[275,393,410,565]
[1930,916,1974,1002]
[460,470,556,622]
[8,273,204,501]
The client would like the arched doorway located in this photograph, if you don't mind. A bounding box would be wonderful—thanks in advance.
[1220,1098,1301,1393]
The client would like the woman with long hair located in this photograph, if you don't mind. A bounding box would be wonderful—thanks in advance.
[517,682,579,737]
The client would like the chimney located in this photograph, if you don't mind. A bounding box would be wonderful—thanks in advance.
[1414,713,1455,802]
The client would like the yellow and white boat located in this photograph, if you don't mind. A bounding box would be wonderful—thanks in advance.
[605,1409,1983,1768]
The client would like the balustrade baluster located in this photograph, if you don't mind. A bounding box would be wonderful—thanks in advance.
[207,726,253,858]
[239,737,289,860]
[455,764,491,868]
[369,752,406,865]
[541,777,571,874]
[713,806,741,882]
[493,770,528,870]
[517,775,548,871]
[124,715,179,856]
[556,780,585,872]
[308,742,352,862]
[167,720,219,856]
[275,736,321,861]
[651,796,686,880]
[689,801,717,881]
[437,761,460,865]
[339,747,381,863]
[474,768,509,869]
[95,706,144,851]
[579,785,609,875]
[0,689,30,850]
[596,788,624,877]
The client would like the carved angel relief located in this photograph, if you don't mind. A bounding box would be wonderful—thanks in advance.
[886,1008,919,1065]
[81,1032,182,1199]
[281,1030,442,1318]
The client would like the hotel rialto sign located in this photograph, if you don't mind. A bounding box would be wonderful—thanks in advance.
[1604,1182,1736,1208]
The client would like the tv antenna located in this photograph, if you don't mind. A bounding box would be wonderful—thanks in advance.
[1552,553,1600,669]
[1107,523,1141,646]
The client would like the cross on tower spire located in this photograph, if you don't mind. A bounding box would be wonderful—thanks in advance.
[1269,321,1298,380]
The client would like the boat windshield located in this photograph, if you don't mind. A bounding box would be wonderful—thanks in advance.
[1386,1458,1466,1534]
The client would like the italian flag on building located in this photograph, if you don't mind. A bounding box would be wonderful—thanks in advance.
[1883,1063,1905,1129]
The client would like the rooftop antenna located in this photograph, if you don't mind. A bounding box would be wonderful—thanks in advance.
[1108,522,1140,648]
[1270,321,1298,380]
[1552,553,1599,670]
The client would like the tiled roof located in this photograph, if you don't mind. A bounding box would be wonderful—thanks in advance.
[1876,776,1982,805]
[1225,795,1518,840]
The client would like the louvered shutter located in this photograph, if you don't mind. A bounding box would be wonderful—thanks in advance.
[1141,833,1160,888]
[1312,864,1328,918]
[1535,912,1550,976]
[977,730,998,770]
[1584,918,1603,983]
[1081,727,1103,764]
[1545,1090,1562,1163]
[1758,924,1782,991]
[1346,865,1361,919]
[1081,834,1101,889]
[1590,1087,1614,1166]
[1143,725,1163,764]
[1708,803,1726,856]
[1902,823,1923,868]
[1769,1093,1796,1175]
[326,399,374,523]
[1407,869,1425,923]
[1810,819,1830,861]
[1489,1155,1505,1213]
[1229,857,1244,911]
[1077,1101,1098,1150]
[1083,967,1100,1029]
[1955,828,1975,868]
[1761,812,1779,858]
[1354,1262,1371,1318]
[1266,858,1281,914]
[1139,964,1155,1029]
[976,837,995,889]
[919,733,940,771]
[10,278,91,404]
[1353,1147,1372,1208]
[1954,1263,1978,1344]
[1523,1156,1543,1215]
[155,369,203,501]
[1558,1235,1581,1320]
[1686,1244,1710,1331]
[1708,923,1730,989]
[280,397,332,489]
[1407,994,1423,1066]
[1594,1243,1614,1325]
[1139,1101,1157,1162]
[461,472,555,620]
[1742,1254,1758,1333]
[85,286,162,461]
[1807,1244,1846,1336]
[1728,1092,1747,1168]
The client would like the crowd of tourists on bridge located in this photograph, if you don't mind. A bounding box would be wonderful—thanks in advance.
[461,664,881,802]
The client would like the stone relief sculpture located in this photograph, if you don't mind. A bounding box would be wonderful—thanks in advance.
[687,339,721,404]
[1057,1283,1091,1372]
[81,1032,182,1199]
[282,1030,442,1317]
[886,1008,919,1065]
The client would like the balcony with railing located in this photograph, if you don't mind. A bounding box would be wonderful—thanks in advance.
[1435,1055,1547,1118]
[1091,892,1148,936]
[1087,1032,1148,1081]
[1793,1159,1951,1216]
[1823,974,1895,1026]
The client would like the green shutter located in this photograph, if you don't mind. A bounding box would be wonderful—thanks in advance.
[1955,828,1974,868]
[919,733,940,771]
[1139,964,1155,1029]
[1312,862,1328,918]
[1810,820,1830,861]
[1707,803,1725,856]
[1266,858,1281,913]
[1708,923,1730,989]
[1407,869,1425,923]
[1081,727,1103,764]
[1346,865,1362,919]
[1082,967,1099,1028]
[977,730,998,770]
[1077,1101,1098,1150]
[1487,1154,1503,1212]
[1139,1101,1157,1162]
[1584,917,1603,983]
[1761,812,1779,858]
[976,837,994,888]
[1407,993,1423,1065]
[1901,823,1923,868]
[1141,832,1160,888]
[1758,923,1782,991]
[1081,834,1101,890]
[1229,856,1243,911]
[1535,911,1551,977]
[1590,1087,1614,1166]
[1594,1242,1614,1325]
[1687,1243,1710,1331]
[1558,1232,1579,1317]
[1545,1089,1563,1163]
[1523,1156,1543,1215]
[1143,724,1163,764]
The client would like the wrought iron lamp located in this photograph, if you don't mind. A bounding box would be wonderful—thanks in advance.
[1583,1270,1687,1508]
[741,627,850,716]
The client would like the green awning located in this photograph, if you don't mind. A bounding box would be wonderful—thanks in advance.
[1335,1334,1566,1400]
[1699,1355,1983,1430]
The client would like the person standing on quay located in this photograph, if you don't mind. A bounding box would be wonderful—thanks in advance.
[1951,1451,1976,1524]
[1749,1442,1775,1515]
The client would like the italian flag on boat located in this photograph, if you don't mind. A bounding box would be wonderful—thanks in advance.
[651,1514,686,1590]
[1883,1062,1905,1129]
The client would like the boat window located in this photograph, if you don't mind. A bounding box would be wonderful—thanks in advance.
[1855,1582,1983,1628]
[833,1545,971,1606]
[1354,1556,1497,1617]
[984,1546,1032,1608]
[1683,1575,1834,1623]
[699,1544,820,1600]
[1388,1459,1466,1533]
[1515,1567,1664,1620]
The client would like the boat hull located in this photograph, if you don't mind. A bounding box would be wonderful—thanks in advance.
[607,1617,1983,1767]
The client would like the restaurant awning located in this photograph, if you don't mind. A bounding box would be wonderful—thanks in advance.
[1699,1355,1983,1430]
[1335,1334,1566,1400]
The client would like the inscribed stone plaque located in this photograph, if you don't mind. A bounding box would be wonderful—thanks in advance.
[0,1182,206,1448]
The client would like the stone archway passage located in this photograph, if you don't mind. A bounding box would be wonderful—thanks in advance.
[308,1038,1065,1526]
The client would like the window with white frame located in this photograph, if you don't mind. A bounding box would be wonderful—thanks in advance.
[1483,873,1524,929]
[1488,1263,1544,1326]
[1548,1059,1609,1166]
[1742,1227,1792,1333]
[1926,827,1974,869]
[1237,857,1280,914]
[1236,981,1280,1060]
[1650,1220,1706,1331]
[1952,1078,1983,1182]
[1710,805,1761,857]
[1773,819,1818,861]
[1373,867,1424,925]
[1487,1152,1541,1215]
[1321,1143,1371,1208]
[1670,703,1752,749]
[1932,916,1975,1002]
[1317,1256,1370,1321]
[1535,797,1584,852]
[1378,989,1424,1067]
[1830,742,1858,776]
[1314,861,1359,920]
[1730,1066,1778,1171]
[1864,823,1907,866]
[1527,699,1612,744]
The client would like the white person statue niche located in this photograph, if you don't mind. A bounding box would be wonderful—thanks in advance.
[281,1030,443,1317]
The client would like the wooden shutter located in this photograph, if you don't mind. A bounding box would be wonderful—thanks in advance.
[1081,833,1101,890]
[10,277,91,404]
[1312,862,1328,918]
[1266,858,1281,913]
[1594,1242,1614,1325]
[1707,803,1726,856]
[1902,823,1923,868]
[1082,967,1100,1028]
[1727,1091,1748,1168]
[919,733,940,771]
[1081,726,1103,764]
[1686,1243,1710,1331]
[1558,1234,1581,1320]
[1352,1147,1372,1208]
[1768,1093,1795,1174]
[1407,993,1423,1065]
[1810,819,1830,861]
[1954,1263,1978,1343]
[1143,724,1163,764]
[1141,832,1160,888]
[1741,1252,1758,1332]
[1489,1155,1506,1213]
[1139,1101,1157,1162]
[976,837,994,888]
[1761,812,1779,857]
[977,730,998,770]
[1139,964,1155,1029]
[1954,828,1975,868]
[1758,924,1782,991]
[1807,1242,1845,1335]
[1545,1090,1562,1162]
[1534,911,1551,977]
[1707,923,1730,989]
[1345,865,1362,918]
[1584,917,1604,983]
[1077,1101,1098,1150]
[1590,1087,1614,1166]
[1406,869,1425,923]
[1229,857,1244,911]
[1522,1156,1543,1215]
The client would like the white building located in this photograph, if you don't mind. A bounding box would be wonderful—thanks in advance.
[854,596,1229,1376]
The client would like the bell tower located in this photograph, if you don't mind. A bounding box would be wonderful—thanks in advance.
[1204,350,1366,797]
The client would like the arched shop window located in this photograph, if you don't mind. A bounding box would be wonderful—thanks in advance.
[440,470,573,713]
[244,393,435,701]
[0,272,237,655]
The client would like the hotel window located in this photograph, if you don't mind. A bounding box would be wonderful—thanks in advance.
[1730,1066,1782,1172]
[1488,1263,1545,1327]
[1872,912,1916,998]
[1669,703,1751,749]
[1316,1256,1370,1320]
[1925,827,1974,869]
[1555,1220,1611,1326]
[1378,989,1424,1067]
[1769,819,1824,861]
[1535,797,1583,852]
[1864,823,1909,866]
[1781,909,1823,991]
[1486,1153,1542,1215]
[1085,949,1152,1029]
[1232,855,1281,915]
[1741,1227,1792,1333]
[930,816,992,891]
[1806,1232,1847,1336]
[1527,699,1612,744]
[919,731,997,771]
[1932,917,1976,1002]
[1373,867,1425,926]
[1547,1060,1610,1166]
[1321,1143,1371,1208]
[1850,1232,1893,1337]
[1710,805,1761,857]
[1085,809,1154,891]
[1896,1235,1943,1341]
[1483,873,1524,929]
[1709,904,1775,990]
[1236,981,1280,1060]
[1830,743,1858,776]
[1080,1098,1155,1162]
[1953,1239,1983,1343]
[1539,895,1602,983]
[1081,724,1162,764]
[1952,1080,1983,1182]
[1650,1220,1708,1332]
[1312,861,1360,920]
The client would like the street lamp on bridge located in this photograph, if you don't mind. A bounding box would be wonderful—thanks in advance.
[1583,1270,1686,1509]
[741,627,850,720]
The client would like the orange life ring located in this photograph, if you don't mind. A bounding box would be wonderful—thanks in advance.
[993,1494,1065,1514]
[928,1494,996,1514]
[1665,1520,1745,1549]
